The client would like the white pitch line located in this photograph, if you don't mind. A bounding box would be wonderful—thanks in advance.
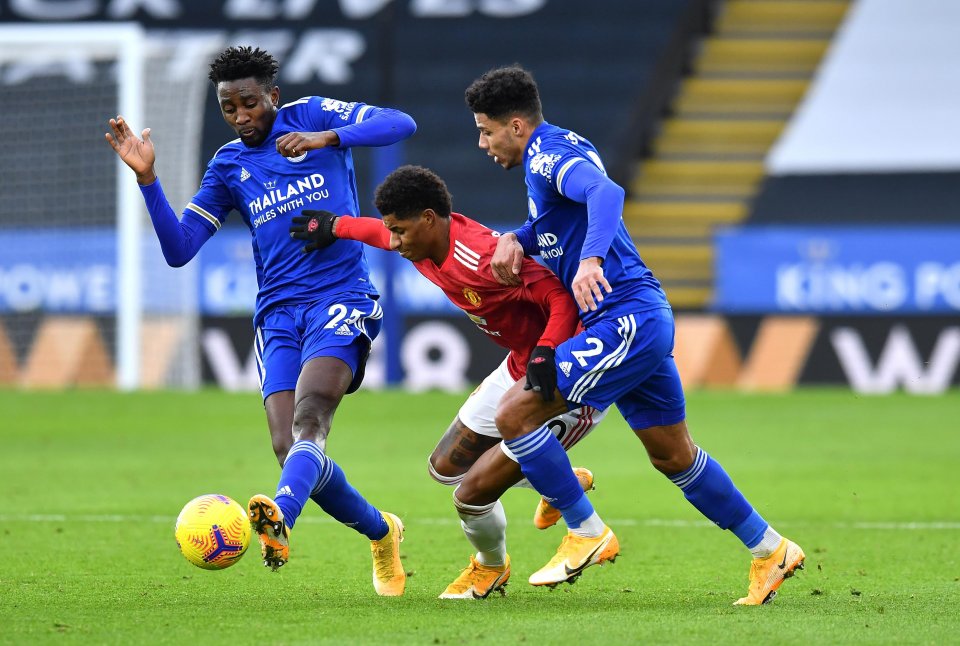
[5,515,960,530]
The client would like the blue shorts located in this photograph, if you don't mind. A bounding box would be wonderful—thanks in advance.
[254,293,383,400]
[555,306,685,430]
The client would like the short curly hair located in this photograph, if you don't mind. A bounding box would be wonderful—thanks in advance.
[464,65,542,121]
[374,165,452,220]
[208,46,279,89]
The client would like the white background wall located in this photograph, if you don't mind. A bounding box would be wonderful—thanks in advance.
[767,0,960,174]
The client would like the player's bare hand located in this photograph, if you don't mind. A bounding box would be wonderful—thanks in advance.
[276,131,340,157]
[491,233,524,286]
[572,257,612,312]
[105,116,157,184]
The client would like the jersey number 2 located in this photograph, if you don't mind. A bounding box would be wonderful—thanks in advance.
[571,338,603,367]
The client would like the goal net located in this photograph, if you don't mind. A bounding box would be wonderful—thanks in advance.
[0,24,211,390]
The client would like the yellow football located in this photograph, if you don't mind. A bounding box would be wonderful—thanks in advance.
[174,494,251,570]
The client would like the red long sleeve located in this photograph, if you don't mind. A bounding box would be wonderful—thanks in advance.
[335,215,391,250]
[524,275,579,349]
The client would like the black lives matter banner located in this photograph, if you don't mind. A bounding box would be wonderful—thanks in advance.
[0,1,547,22]
[0,0,546,89]
[200,314,960,394]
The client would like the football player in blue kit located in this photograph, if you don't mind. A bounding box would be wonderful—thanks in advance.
[105,46,416,596]
[464,65,805,605]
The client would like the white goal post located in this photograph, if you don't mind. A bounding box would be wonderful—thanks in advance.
[0,23,210,390]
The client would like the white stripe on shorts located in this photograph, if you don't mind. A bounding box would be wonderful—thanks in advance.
[568,315,637,403]
[255,327,266,391]
[561,406,596,450]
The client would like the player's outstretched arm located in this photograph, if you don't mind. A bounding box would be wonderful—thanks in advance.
[106,115,213,267]
[104,115,157,185]
[291,212,392,253]
[331,215,392,251]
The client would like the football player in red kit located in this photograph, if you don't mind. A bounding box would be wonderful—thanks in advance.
[290,164,607,599]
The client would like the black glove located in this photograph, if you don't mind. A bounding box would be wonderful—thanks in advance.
[290,209,338,253]
[524,345,557,402]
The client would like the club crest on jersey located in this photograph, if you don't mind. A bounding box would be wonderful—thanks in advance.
[462,287,482,307]
[286,151,308,163]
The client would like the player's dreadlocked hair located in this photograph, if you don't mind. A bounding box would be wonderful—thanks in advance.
[464,65,542,122]
[208,46,280,89]
[374,165,453,220]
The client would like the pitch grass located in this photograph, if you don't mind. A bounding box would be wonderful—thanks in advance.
[1,389,958,645]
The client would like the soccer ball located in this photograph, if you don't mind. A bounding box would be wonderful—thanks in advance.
[174,494,251,570]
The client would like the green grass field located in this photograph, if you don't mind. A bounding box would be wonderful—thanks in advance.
[1,389,958,645]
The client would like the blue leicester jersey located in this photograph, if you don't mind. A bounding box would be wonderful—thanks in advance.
[186,97,380,321]
[522,122,669,324]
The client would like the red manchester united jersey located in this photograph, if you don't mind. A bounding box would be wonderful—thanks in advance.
[337,212,577,380]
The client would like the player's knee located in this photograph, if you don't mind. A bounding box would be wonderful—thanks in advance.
[493,406,522,440]
[647,445,696,476]
[455,470,501,506]
[453,480,486,507]
[494,387,541,439]
[649,454,684,475]
[637,422,696,475]
[427,453,465,486]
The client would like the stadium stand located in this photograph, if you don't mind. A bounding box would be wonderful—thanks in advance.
[388,1,703,222]
[624,0,851,309]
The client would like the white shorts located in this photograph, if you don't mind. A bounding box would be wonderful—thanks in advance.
[458,356,606,461]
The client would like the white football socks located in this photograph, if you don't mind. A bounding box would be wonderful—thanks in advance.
[750,526,784,559]
[569,511,605,538]
[453,491,508,567]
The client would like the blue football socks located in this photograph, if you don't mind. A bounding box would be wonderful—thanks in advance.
[273,440,322,529]
[274,440,387,540]
[310,456,388,541]
[504,427,595,529]
[669,446,769,549]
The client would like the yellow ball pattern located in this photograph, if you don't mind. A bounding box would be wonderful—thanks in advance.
[175,494,251,570]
